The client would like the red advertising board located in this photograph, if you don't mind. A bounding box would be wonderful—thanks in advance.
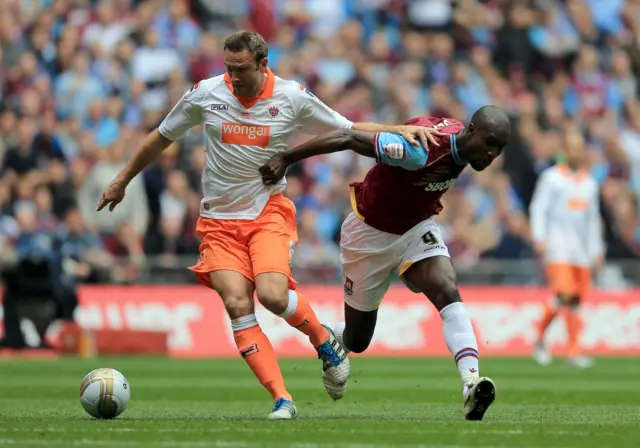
[1,285,639,357]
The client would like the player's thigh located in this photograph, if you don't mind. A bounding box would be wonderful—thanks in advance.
[340,213,398,312]
[249,194,298,296]
[190,216,254,286]
[573,266,592,297]
[545,263,579,298]
[402,256,459,311]
[399,219,459,311]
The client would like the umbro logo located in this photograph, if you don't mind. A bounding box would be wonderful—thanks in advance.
[210,104,229,111]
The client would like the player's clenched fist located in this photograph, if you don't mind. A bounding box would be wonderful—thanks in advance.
[260,153,287,186]
[96,180,127,211]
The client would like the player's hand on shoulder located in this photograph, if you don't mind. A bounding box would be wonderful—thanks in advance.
[260,153,287,186]
[396,125,447,149]
[96,180,127,212]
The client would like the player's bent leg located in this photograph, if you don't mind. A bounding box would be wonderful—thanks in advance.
[254,273,349,400]
[255,273,329,347]
[403,256,495,421]
[250,196,349,401]
[209,271,295,418]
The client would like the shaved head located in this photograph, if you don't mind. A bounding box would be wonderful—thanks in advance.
[470,105,511,138]
[459,105,511,171]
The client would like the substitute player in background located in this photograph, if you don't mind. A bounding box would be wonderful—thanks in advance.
[261,106,511,420]
[529,131,604,369]
[96,31,441,420]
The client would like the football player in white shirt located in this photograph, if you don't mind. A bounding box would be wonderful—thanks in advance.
[96,31,442,420]
[529,130,604,369]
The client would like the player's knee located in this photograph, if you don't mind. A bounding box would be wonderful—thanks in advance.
[429,281,461,311]
[556,293,573,305]
[255,283,288,315]
[220,295,253,319]
[568,294,581,309]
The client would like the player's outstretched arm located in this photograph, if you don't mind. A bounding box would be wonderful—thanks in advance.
[286,129,377,163]
[260,129,375,185]
[261,128,431,185]
[96,130,173,212]
[353,123,445,148]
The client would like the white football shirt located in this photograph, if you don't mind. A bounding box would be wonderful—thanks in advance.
[158,69,353,220]
[529,165,604,267]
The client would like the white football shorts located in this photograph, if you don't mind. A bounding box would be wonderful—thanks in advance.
[339,212,450,312]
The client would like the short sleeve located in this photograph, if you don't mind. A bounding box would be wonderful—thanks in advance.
[292,84,353,135]
[374,132,429,170]
[158,84,205,141]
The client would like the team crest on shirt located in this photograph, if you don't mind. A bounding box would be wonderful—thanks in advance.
[383,143,405,160]
[267,106,280,118]
[344,277,354,296]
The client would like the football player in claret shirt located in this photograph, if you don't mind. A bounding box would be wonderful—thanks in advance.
[96,30,442,420]
[261,105,511,420]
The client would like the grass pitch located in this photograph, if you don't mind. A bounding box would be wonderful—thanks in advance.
[0,356,638,447]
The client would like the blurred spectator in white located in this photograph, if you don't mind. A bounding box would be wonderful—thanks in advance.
[78,140,148,236]
[131,29,181,87]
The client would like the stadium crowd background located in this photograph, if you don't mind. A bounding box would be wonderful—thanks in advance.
[0,0,638,287]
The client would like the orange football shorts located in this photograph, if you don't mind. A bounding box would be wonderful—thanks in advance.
[190,194,297,290]
[545,263,591,296]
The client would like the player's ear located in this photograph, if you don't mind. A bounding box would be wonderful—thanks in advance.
[258,58,268,72]
[467,123,475,134]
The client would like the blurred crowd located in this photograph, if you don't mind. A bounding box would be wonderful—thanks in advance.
[0,0,639,285]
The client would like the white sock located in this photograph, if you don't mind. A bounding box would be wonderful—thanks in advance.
[278,290,298,319]
[440,302,479,387]
[333,322,351,354]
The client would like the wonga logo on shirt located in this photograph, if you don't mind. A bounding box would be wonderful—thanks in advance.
[221,123,270,148]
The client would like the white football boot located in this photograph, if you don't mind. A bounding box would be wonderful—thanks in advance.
[267,398,299,420]
[566,355,594,369]
[533,342,552,367]
[317,324,350,400]
[464,377,496,421]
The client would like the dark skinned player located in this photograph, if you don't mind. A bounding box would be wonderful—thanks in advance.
[261,105,511,420]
